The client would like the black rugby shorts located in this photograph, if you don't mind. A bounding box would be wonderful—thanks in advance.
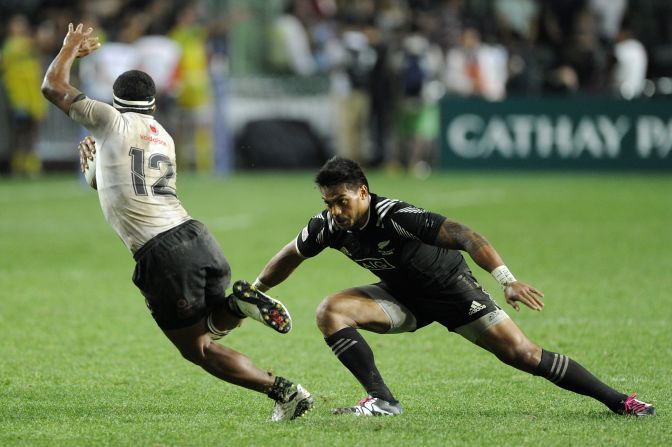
[378,270,502,331]
[132,219,231,330]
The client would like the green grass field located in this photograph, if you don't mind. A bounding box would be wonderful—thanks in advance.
[1,170,670,446]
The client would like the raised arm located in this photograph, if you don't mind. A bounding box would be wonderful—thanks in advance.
[253,240,306,293]
[41,23,100,114]
[436,218,544,312]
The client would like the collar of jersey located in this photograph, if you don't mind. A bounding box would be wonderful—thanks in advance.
[357,197,372,230]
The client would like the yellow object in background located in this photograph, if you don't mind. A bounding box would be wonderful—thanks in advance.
[1,35,47,120]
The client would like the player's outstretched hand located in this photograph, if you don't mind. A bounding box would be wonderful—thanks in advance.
[79,135,96,173]
[62,23,100,58]
[504,281,544,312]
[77,35,101,58]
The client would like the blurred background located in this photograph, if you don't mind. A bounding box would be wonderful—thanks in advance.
[1,0,671,178]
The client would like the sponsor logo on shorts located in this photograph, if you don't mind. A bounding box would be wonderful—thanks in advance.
[468,301,486,315]
[176,298,194,317]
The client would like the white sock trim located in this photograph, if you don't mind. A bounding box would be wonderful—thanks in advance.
[253,277,271,292]
[206,313,232,340]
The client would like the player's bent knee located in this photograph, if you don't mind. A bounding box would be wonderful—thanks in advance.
[316,295,351,331]
[315,296,339,320]
[315,297,335,328]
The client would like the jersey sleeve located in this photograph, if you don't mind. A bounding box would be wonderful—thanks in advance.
[295,213,329,258]
[68,97,119,134]
[385,202,445,244]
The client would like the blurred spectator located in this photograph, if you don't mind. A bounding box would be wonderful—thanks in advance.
[1,15,47,176]
[374,0,407,43]
[337,26,376,164]
[494,0,539,44]
[134,35,181,97]
[588,0,628,44]
[537,0,584,57]
[559,5,608,93]
[430,0,464,52]
[611,19,648,99]
[169,2,214,172]
[505,46,551,96]
[311,1,340,73]
[134,34,181,128]
[78,12,149,103]
[143,0,175,35]
[444,26,508,101]
[35,14,62,61]
[269,0,318,76]
[391,16,444,177]
[80,0,124,24]
[493,0,543,95]
[366,0,406,167]
[168,1,237,173]
[544,65,579,94]
[328,0,379,165]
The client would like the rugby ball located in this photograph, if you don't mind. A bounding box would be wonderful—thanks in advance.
[84,153,97,189]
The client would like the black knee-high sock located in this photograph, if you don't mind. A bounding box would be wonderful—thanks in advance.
[535,349,627,411]
[325,327,396,403]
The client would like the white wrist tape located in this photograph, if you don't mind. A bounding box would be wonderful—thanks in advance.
[491,265,517,288]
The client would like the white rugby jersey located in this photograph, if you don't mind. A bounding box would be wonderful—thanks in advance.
[70,97,190,253]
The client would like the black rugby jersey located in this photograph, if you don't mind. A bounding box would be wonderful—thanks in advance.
[295,193,468,293]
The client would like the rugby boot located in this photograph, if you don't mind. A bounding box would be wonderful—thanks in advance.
[616,393,656,416]
[272,384,314,421]
[231,280,292,333]
[332,396,403,416]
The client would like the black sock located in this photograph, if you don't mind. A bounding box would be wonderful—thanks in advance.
[268,376,294,402]
[324,327,396,403]
[535,349,627,411]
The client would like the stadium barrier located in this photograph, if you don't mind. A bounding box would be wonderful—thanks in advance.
[440,96,672,170]
[4,84,671,172]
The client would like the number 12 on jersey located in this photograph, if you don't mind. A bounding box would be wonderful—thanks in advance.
[129,147,177,197]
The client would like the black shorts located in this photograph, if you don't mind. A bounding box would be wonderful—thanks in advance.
[132,219,231,330]
[378,270,503,331]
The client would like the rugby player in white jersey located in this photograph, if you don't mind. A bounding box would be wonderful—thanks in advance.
[251,156,655,417]
[41,23,312,421]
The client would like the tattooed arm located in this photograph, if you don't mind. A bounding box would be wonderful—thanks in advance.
[435,219,504,273]
[435,218,544,311]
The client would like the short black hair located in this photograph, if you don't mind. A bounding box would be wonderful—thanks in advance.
[113,70,156,101]
[315,156,369,191]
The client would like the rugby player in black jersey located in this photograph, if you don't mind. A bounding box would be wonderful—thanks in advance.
[251,156,655,417]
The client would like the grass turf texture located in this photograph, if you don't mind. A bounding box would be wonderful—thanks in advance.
[0,171,669,447]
